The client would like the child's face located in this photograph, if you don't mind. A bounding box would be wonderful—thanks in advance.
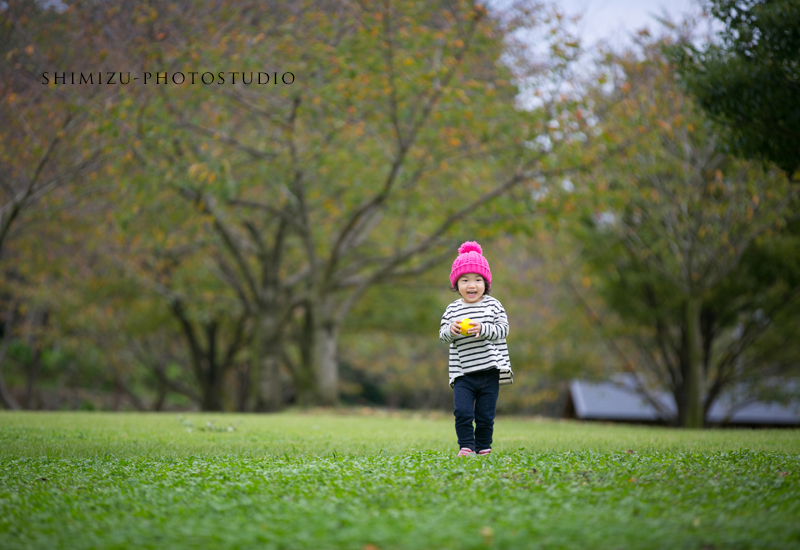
[457,273,485,303]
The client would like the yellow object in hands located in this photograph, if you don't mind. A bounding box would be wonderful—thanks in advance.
[460,318,472,336]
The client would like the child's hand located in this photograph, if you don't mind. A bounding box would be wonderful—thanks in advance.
[451,320,481,337]
[465,321,481,337]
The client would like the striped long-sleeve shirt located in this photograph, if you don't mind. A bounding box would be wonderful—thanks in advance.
[439,295,513,388]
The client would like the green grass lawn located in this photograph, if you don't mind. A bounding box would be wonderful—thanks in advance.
[1,410,799,550]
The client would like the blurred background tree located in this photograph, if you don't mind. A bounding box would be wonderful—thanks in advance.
[562,30,799,427]
[671,0,800,181]
[92,0,592,410]
[0,0,113,409]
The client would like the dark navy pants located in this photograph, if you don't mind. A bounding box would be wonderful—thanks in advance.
[453,369,499,451]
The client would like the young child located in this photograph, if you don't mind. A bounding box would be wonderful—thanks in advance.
[439,241,513,457]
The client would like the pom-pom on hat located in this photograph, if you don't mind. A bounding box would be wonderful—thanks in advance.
[450,241,492,288]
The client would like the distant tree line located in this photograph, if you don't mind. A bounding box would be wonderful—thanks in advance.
[0,0,797,428]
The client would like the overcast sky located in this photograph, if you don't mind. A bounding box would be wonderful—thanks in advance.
[556,0,701,47]
[509,0,708,110]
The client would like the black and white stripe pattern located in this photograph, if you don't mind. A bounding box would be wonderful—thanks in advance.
[439,295,513,387]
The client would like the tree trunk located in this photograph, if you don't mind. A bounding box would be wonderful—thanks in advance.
[199,321,224,411]
[290,355,317,406]
[294,301,340,407]
[199,360,224,411]
[0,305,21,410]
[25,348,41,410]
[293,306,320,406]
[23,309,47,410]
[314,320,340,406]
[684,295,705,428]
[673,387,686,427]
[257,352,283,412]
[250,311,283,411]
[0,370,20,410]
[153,379,167,411]
[235,362,249,412]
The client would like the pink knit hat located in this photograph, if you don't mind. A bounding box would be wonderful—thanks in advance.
[450,241,492,288]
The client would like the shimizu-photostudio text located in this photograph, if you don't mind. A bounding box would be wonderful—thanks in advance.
[41,71,296,85]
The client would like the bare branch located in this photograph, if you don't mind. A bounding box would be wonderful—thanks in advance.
[178,186,261,303]
[227,199,305,232]
[175,120,279,162]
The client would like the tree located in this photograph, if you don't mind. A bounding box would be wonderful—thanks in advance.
[570,34,799,427]
[103,0,589,407]
[0,1,109,409]
[672,0,800,180]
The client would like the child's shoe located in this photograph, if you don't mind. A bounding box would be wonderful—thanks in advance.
[477,449,491,456]
[457,447,476,457]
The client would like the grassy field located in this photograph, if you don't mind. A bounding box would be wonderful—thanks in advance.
[1,410,799,550]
